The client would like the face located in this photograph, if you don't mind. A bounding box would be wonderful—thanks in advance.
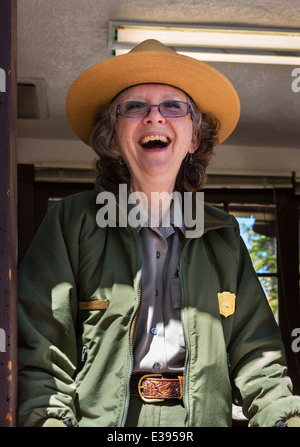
[114,84,199,192]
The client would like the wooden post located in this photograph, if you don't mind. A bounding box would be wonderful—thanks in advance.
[0,0,18,426]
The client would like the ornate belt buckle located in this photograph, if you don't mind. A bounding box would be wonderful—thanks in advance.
[138,374,164,403]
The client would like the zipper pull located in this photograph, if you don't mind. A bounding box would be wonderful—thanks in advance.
[81,345,88,364]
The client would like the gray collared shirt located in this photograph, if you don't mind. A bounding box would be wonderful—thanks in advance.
[132,200,186,374]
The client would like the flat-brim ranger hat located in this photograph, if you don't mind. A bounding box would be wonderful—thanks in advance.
[65,39,240,146]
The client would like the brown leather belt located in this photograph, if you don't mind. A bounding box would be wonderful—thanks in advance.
[130,374,184,403]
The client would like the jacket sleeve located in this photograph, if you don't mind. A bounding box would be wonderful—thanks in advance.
[18,199,80,427]
[229,234,300,426]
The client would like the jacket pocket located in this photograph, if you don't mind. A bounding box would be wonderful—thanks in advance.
[78,300,108,310]
[76,299,109,344]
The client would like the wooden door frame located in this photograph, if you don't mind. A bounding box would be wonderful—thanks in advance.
[0,0,18,427]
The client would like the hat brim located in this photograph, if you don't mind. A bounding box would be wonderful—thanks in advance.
[65,51,240,146]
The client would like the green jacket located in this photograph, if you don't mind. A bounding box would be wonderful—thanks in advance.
[18,190,300,427]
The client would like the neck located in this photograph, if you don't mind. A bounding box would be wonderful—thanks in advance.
[129,176,176,227]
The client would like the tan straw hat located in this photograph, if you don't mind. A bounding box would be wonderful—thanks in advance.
[65,39,240,146]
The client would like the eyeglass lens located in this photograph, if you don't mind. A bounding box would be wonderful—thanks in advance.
[118,100,190,118]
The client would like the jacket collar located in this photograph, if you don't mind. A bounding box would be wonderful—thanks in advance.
[204,206,236,233]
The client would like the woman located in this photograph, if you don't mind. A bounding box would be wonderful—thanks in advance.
[18,39,300,427]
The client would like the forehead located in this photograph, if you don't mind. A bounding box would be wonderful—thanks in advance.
[119,84,187,101]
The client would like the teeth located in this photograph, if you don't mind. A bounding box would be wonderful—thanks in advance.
[140,135,169,145]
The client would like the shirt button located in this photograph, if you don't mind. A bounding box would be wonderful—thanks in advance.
[155,289,158,297]
[151,327,158,335]
[156,251,160,259]
[153,362,161,371]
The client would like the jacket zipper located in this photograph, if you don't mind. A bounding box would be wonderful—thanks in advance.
[178,244,190,427]
[121,229,142,427]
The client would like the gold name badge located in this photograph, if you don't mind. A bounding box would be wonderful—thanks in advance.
[218,292,236,317]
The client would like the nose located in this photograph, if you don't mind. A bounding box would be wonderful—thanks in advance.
[142,104,166,125]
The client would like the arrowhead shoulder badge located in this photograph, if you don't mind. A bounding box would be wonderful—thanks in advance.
[218,291,236,317]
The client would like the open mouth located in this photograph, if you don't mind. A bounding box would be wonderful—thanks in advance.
[139,134,170,150]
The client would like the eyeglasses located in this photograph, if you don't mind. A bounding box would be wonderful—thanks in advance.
[117,100,191,118]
